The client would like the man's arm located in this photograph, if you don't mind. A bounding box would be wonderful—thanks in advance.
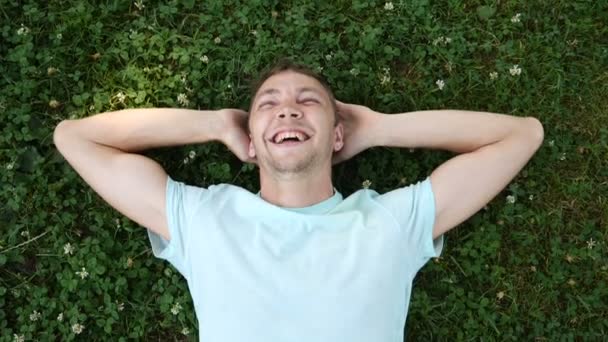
[334,101,544,239]
[53,108,248,241]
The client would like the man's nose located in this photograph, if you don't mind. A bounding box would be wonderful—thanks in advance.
[277,105,303,119]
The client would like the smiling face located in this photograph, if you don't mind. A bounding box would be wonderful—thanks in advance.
[248,70,344,178]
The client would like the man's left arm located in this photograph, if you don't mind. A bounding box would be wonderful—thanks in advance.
[335,102,544,239]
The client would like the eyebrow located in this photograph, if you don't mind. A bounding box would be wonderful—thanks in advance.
[256,87,323,99]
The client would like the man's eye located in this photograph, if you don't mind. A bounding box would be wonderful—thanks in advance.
[260,102,275,108]
[303,99,319,104]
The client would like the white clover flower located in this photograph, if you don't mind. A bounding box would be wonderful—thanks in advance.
[171,302,182,315]
[29,310,41,321]
[384,2,394,10]
[126,257,133,268]
[88,104,95,111]
[47,67,59,76]
[250,30,258,36]
[63,243,74,255]
[183,157,189,165]
[506,195,516,204]
[134,0,145,10]
[72,323,85,334]
[316,66,324,72]
[129,29,138,39]
[529,194,534,201]
[115,218,121,228]
[227,84,232,89]
[117,302,125,311]
[559,152,566,161]
[489,71,498,80]
[56,33,63,40]
[17,24,30,36]
[509,64,522,76]
[214,36,221,44]
[115,92,126,103]
[511,13,522,23]
[200,55,209,63]
[380,74,391,85]
[181,327,190,335]
[432,36,451,46]
[362,180,372,189]
[496,291,505,300]
[325,53,333,61]
[6,162,14,170]
[548,139,554,147]
[57,312,64,321]
[76,267,89,279]
[20,230,30,238]
[188,150,196,159]
[177,93,189,106]
[587,238,596,249]
[271,10,278,18]
[180,73,187,84]
[436,79,445,90]
[13,334,25,342]
[349,68,359,76]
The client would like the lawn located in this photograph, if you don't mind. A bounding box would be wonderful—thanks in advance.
[1,0,606,340]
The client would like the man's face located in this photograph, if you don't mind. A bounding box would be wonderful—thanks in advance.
[248,70,344,176]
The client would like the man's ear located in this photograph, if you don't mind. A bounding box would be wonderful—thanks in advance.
[248,134,257,158]
[333,122,344,152]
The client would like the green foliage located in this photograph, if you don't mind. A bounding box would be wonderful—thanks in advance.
[1,0,606,340]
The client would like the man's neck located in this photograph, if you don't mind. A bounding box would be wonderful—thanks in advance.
[258,170,335,208]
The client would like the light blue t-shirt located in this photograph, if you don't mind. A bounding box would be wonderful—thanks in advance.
[147,175,444,342]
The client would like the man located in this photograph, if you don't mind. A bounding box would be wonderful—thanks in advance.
[53,58,544,341]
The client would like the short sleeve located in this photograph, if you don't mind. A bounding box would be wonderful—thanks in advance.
[375,176,444,272]
[146,175,210,281]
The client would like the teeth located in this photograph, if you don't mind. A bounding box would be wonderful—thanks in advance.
[274,131,308,143]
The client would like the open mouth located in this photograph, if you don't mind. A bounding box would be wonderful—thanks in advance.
[271,131,311,146]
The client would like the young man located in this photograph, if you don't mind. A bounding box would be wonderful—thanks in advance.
[53,58,544,341]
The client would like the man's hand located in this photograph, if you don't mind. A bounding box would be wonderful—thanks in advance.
[218,108,257,164]
[333,100,383,165]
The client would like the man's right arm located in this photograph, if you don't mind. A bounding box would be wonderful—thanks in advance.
[53,108,228,241]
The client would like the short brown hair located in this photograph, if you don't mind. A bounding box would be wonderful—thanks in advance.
[248,57,338,125]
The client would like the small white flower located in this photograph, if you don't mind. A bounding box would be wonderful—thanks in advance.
[489,71,498,80]
[17,24,30,36]
[271,10,278,18]
[384,2,394,10]
[509,64,522,76]
[72,323,85,334]
[380,74,391,85]
[349,68,359,76]
[63,243,74,255]
[559,152,566,161]
[496,291,505,300]
[88,104,95,111]
[316,66,324,72]
[181,327,190,335]
[76,267,89,279]
[227,84,232,89]
[511,13,522,23]
[13,334,25,342]
[56,33,63,40]
[362,180,372,189]
[115,92,126,103]
[183,157,189,165]
[20,230,30,238]
[180,73,187,84]
[200,55,209,63]
[587,238,596,249]
[177,93,189,106]
[325,53,333,61]
[250,30,258,36]
[214,36,221,44]
[529,194,534,201]
[117,302,125,311]
[171,302,182,315]
[6,162,14,170]
[29,310,41,321]
[57,312,64,321]
[506,195,516,204]
[134,0,145,10]
[433,36,451,46]
[188,150,196,159]
[436,79,445,90]
[129,29,138,39]
[115,218,121,228]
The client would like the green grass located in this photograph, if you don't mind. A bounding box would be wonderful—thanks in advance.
[1,0,606,340]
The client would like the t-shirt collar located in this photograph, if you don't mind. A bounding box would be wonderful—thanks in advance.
[256,188,343,214]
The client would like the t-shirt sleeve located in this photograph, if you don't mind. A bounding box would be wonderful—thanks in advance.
[375,176,444,273]
[146,175,210,282]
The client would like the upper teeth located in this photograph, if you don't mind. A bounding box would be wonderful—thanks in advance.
[274,131,307,143]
